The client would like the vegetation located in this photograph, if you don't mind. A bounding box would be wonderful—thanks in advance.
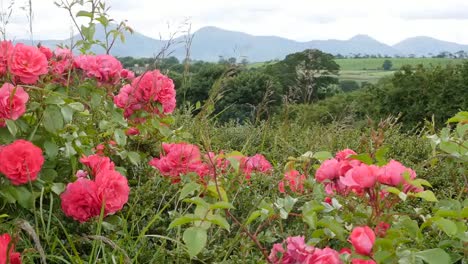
[0,2,467,264]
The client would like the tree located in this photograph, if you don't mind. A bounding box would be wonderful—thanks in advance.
[264,49,340,103]
[382,60,393,71]
[215,69,282,122]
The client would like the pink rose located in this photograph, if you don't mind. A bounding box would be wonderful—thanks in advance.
[374,221,390,238]
[315,159,340,182]
[149,143,207,183]
[268,243,286,263]
[60,178,101,222]
[9,43,48,84]
[335,149,357,161]
[242,154,272,179]
[378,160,416,186]
[352,259,376,264]
[310,247,342,264]
[0,41,13,76]
[80,154,115,176]
[132,70,176,114]
[95,169,130,215]
[349,226,375,256]
[0,83,29,127]
[340,164,379,188]
[0,140,44,185]
[38,45,53,60]
[0,233,21,264]
[282,169,306,193]
[120,69,135,80]
[125,127,140,136]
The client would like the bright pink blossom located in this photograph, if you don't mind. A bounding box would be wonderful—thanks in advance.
[9,43,48,84]
[374,222,390,238]
[120,69,135,80]
[60,178,101,222]
[80,154,115,176]
[125,127,140,136]
[315,159,340,182]
[340,164,379,189]
[335,149,357,161]
[268,236,343,264]
[0,83,29,127]
[349,226,375,256]
[95,169,130,215]
[0,41,13,76]
[74,54,123,85]
[378,160,416,186]
[0,140,44,185]
[149,143,208,183]
[280,169,306,193]
[242,154,272,179]
[38,45,53,60]
[0,233,21,264]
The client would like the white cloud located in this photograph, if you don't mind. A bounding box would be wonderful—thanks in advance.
[2,0,467,45]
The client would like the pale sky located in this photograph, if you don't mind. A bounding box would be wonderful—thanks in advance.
[4,0,468,45]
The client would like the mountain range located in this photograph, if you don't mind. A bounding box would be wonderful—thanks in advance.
[21,26,468,62]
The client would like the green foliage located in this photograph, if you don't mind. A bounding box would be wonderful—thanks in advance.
[382,59,393,70]
[215,69,282,122]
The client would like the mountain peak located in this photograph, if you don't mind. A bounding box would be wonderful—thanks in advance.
[349,34,377,42]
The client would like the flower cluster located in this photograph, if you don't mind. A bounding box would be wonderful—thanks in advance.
[60,154,130,222]
[149,142,273,184]
[268,226,378,264]
[278,169,306,194]
[74,54,126,85]
[0,83,29,127]
[114,70,176,119]
[0,140,44,185]
[5,42,48,84]
[315,149,423,196]
[268,236,342,264]
[0,233,21,264]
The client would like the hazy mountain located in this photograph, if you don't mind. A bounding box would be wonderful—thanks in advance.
[393,36,468,56]
[19,25,468,61]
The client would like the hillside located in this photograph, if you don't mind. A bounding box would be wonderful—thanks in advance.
[22,25,468,62]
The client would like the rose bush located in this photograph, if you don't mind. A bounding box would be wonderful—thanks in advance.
[0,4,466,263]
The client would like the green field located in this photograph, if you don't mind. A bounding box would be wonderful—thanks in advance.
[335,58,465,70]
[250,58,466,84]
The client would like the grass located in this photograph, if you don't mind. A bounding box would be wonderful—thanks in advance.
[335,58,465,71]
[249,58,466,84]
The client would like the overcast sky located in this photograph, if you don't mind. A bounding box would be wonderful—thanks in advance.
[4,0,467,45]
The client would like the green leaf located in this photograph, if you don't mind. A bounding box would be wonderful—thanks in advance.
[375,146,389,165]
[61,105,74,123]
[7,186,33,209]
[43,141,58,159]
[434,218,458,237]
[312,151,333,161]
[447,111,468,123]
[207,184,228,202]
[76,10,93,18]
[209,201,234,210]
[179,182,201,201]
[415,248,451,264]
[68,102,85,112]
[183,227,207,258]
[245,210,262,225]
[127,151,140,165]
[317,218,346,241]
[207,214,230,230]
[114,129,127,146]
[350,153,373,164]
[415,190,438,202]
[183,197,209,208]
[43,105,64,134]
[45,94,65,105]
[5,120,17,137]
[168,214,199,229]
[51,183,65,195]
[439,141,460,156]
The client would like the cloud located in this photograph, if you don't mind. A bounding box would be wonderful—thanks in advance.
[1,0,467,45]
